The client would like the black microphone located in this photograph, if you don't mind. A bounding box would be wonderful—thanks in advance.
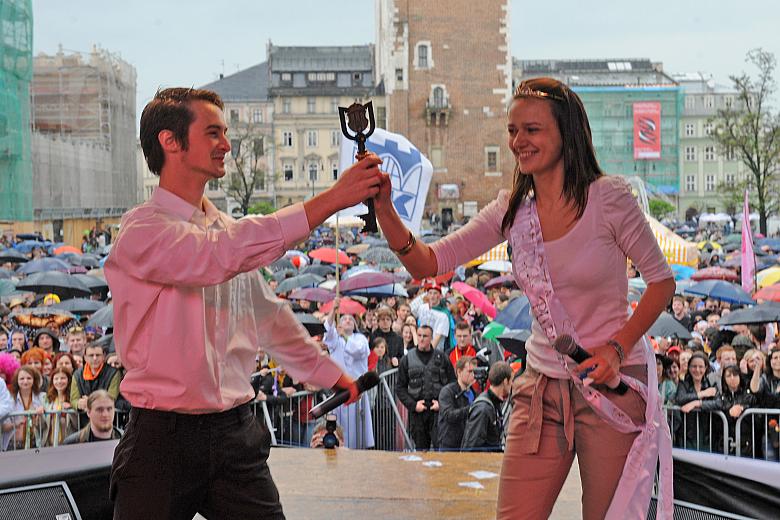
[552,334,628,395]
[309,371,380,419]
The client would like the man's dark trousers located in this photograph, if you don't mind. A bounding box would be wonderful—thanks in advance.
[409,409,438,450]
[111,402,284,519]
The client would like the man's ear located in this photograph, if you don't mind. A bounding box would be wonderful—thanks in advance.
[158,129,181,153]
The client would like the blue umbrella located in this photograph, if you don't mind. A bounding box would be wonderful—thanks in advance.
[671,265,695,280]
[13,240,49,254]
[344,283,408,297]
[494,295,532,330]
[16,257,72,274]
[684,280,755,305]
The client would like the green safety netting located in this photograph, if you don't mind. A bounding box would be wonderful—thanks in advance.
[0,0,33,221]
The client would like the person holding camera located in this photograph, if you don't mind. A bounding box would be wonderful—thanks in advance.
[461,361,513,452]
[396,325,456,450]
[437,355,477,450]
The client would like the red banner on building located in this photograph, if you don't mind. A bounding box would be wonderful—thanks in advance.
[633,102,661,159]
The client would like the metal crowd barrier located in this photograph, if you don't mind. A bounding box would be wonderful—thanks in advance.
[664,405,729,455]
[735,408,780,461]
[1,409,84,450]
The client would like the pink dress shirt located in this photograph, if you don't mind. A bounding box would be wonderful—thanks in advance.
[104,187,343,413]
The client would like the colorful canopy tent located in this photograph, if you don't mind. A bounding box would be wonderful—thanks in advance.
[647,216,699,267]
[466,241,509,267]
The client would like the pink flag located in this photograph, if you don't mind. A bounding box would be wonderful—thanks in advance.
[741,190,756,294]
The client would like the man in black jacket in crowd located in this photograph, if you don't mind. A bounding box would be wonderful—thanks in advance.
[461,361,512,452]
[396,325,456,450]
[437,355,477,450]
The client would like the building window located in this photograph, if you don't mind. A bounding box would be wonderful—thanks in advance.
[208,179,220,191]
[252,109,263,123]
[253,137,264,157]
[282,131,293,147]
[705,174,716,192]
[725,146,737,161]
[704,122,713,136]
[684,146,696,162]
[308,162,318,182]
[281,72,291,82]
[685,96,695,110]
[331,98,339,114]
[307,98,316,114]
[684,123,695,137]
[353,72,362,83]
[704,146,716,161]
[415,42,432,69]
[485,146,500,173]
[283,100,291,114]
[724,95,734,108]
[230,109,239,123]
[307,130,318,148]
[686,175,696,192]
[331,130,340,147]
[431,147,443,169]
[432,86,445,108]
[307,72,335,82]
[331,161,339,180]
[283,163,294,182]
[725,173,735,186]
[704,96,715,109]
[395,68,403,82]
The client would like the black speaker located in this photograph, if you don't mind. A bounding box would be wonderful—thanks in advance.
[0,481,82,520]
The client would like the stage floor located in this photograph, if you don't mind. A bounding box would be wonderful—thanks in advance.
[247,448,583,520]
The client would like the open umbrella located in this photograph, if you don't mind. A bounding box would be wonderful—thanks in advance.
[338,272,401,292]
[670,265,695,280]
[0,279,17,296]
[346,244,370,255]
[16,271,91,300]
[451,281,497,319]
[320,297,366,316]
[86,303,114,329]
[481,321,506,340]
[344,283,408,298]
[0,269,11,279]
[54,245,82,256]
[51,298,106,314]
[359,247,397,265]
[294,313,325,337]
[690,267,739,282]
[13,240,50,254]
[484,275,516,289]
[288,287,335,303]
[754,283,780,302]
[718,303,780,325]
[479,260,512,273]
[92,333,116,353]
[72,274,109,294]
[309,247,351,265]
[0,249,29,264]
[275,273,325,294]
[269,257,296,272]
[648,312,692,340]
[496,329,531,358]
[697,240,722,251]
[757,267,780,289]
[685,280,755,305]
[299,264,334,277]
[8,306,78,329]
[16,257,71,275]
[494,295,532,330]
[271,268,298,282]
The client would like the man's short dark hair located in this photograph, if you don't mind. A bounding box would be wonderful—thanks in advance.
[417,325,433,335]
[488,361,512,386]
[140,87,225,175]
[85,343,105,355]
[455,321,472,332]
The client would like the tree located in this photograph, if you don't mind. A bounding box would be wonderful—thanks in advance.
[710,48,780,235]
[648,199,675,220]
[248,201,275,215]
[223,123,268,216]
[715,177,751,217]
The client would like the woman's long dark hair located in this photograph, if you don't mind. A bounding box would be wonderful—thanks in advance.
[501,77,604,232]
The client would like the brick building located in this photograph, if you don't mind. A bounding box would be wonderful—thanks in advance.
[375,0,513,227]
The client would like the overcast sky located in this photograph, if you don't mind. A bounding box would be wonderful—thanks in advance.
[33,0,779,125]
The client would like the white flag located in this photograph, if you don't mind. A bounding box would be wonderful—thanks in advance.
[337,127,433,235]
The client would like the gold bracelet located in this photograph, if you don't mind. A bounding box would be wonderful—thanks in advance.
[390,231,416,256]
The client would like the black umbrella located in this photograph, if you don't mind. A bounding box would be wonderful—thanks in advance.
[86,303,113,329]
[718,303,780,325]
[72,274,109,293]
[269,257,295,272]
[0,249,29,264]
[300,264,334,277]
[275,274,325,294]
[72,254,101,268]
[496,329,531,358]
[295,313,325,337]
[92,333,115,353]
[16,271,91,300]
[0,269,12,279]
[272,268,298,282]
[51,298,106,314]
[648,312,692,340]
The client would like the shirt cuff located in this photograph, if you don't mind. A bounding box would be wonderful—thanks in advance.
[276,202,311,249]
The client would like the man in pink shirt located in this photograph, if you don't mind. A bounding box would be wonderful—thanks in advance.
[106,87,382,519]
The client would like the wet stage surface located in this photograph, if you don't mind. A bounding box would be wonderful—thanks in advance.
[264,448,582,519]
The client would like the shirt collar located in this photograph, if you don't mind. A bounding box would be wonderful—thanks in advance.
[151,186,221,226]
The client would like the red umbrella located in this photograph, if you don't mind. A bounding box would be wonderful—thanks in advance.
[339,272,400,292]
[54,245,82,256]
[451,281,497,319]
[484,275,516,289]
[309,248,352,265]
[320,297,366,316]
[754,284,780,302]
[288,287,335,303]
[410,271,454,286]
[691,267,739,282]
